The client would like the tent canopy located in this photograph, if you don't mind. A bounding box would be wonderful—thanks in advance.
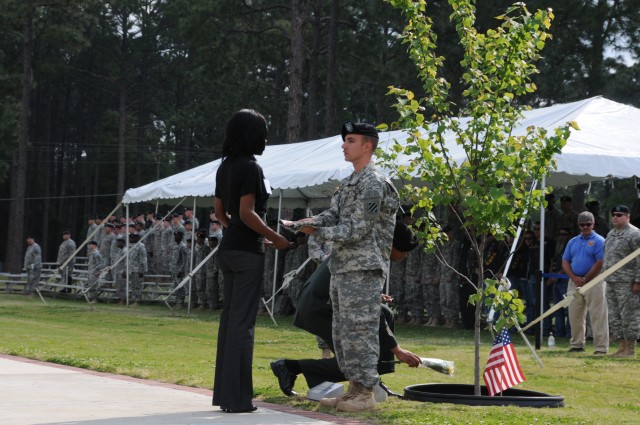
[123,96,640,208]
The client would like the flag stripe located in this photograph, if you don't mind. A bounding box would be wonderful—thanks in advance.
[483,328,526,396]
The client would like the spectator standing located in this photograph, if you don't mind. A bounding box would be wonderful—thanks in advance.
[57,230,76,292]
[562,211,608,354]
[85,240,104,303]
[23,235,42,296]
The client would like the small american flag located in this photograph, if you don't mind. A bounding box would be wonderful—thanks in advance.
[483,328,526,396]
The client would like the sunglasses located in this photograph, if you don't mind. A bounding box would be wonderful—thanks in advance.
[578,222,593,227]
[612,213,626,217]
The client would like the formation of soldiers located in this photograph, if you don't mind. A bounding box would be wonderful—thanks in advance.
[21,195,639,338]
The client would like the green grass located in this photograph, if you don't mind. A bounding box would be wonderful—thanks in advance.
[1,294,638,424]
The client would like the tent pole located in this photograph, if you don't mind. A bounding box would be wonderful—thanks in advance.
[538,175,546,349]
[272,191,284,314]
[126,203,130,306]
[187,198,196,313]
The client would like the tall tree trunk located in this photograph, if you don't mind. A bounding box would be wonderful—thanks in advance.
[5,1,34,273]
[286,0,310,143]
[117,84,127,203]
[306,0,321,140]
[117,9,130,203]
[323,0,339,136]
[586,0,608,96]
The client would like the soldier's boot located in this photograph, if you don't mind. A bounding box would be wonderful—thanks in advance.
[319,381,357,408]
[611,339,627,357]
[336,382,376,412]
[620,340,636,358]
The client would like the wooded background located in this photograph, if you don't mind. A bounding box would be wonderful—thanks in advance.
[1,0,639,272]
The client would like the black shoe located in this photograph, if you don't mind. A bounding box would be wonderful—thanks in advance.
[593,350,607,355]
[270,359,297,396]
[221,405,257,413]
[568,347,585,352]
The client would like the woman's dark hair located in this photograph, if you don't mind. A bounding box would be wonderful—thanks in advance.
[221,109,268,159]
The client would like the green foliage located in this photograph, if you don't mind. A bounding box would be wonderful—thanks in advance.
[382,0,573,392]
[469,277,526,331]
[383,0,571,245]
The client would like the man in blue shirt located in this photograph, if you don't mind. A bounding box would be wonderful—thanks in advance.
[562,211,609,354]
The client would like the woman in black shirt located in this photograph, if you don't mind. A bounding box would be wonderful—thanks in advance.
[212,109,290,413]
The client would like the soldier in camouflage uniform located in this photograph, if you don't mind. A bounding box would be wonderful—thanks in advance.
[171,229,189,308]
[604,205,640,358]
[57,230,76,291]
[128,233,148,305]
[193,230,209,309]
[404,244,423,325]
[438,226,460,328]
[388,246,407,322]
[206,235,222,309]
[23,235,42,295]
[291,121,399,412]
[99,223,115,283]
[85,240,104,303]
[112,236,127,303]
[160,218,173,274]
[152,216,164,274]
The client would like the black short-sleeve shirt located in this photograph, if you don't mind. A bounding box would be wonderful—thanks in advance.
[215,154,270,253]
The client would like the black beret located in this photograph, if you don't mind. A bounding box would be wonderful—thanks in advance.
[154,213,163,220]
[105,223,115,228]
[585,200,599,207]
[392,221,420,252]
[341,121,379,140]
[128,223,136,228]
[62,230,71,235]
[129,232,140,238]
[184,207,193,212]
[560,196,572,202]
[611,205,630,214]
[26,235,34,239]
[208,235,219,241]
[87,240,98,246]
[183,219,192,225]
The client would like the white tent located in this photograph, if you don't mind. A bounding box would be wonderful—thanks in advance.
[123,96,640,208]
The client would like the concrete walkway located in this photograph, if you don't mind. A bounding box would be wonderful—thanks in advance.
[0,355,369,425]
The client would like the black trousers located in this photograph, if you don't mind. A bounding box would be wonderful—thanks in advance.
[212,250,264,411]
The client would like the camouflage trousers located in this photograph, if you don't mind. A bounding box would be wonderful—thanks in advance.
[407,277,425,318]
[128,272,144,302]
[195,274,207,305]
[425,281,441,321]
[330,270,382,389]
[606,281,640,340]
[286,277,305,310]
[114,272,126,300]
[25,269,41,294]
[439,279,460,320]
[206,276,222,308]
[86,274,100,300]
